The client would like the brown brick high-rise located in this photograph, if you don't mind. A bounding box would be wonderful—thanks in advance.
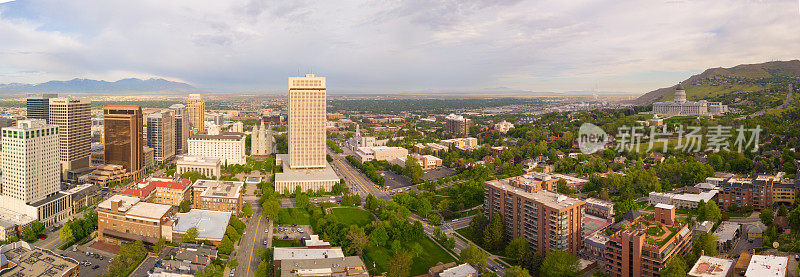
[103,105,144,180]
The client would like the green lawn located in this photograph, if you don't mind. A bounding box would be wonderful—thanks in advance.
[331,208,375,226]
[724,211,753,218]
[363,237,455,276]
[277,208,311,225]
[272,239,302,247]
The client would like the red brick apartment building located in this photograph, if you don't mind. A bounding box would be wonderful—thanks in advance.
[97,195,174,245]
[718,175,798,210]
[603,204,693,277]
[484,175,585,256]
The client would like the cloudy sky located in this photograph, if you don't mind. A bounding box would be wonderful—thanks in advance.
[0,0,798,94]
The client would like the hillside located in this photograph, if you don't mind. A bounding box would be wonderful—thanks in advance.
[0,78,197,95]
[634,60,800,105]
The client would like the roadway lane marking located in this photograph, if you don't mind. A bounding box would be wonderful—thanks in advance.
[245,215,262,277]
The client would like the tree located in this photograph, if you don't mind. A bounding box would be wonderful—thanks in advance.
[153,238,167,254]
[21,228,37,242]
[242,203,253,218]
[346,226,369,257]
[105,240,147,277]
[417,198,432,217]
[404,156,424,184]
[365,194,382,211]
[180,170,208,183]
[540,250,580,277]
[219,235,234,255]
[779,204,789,217]
[226,225,241,242]
[386,250,413,277]
[505,237,530,264]
[182,227,198,243]
[178,200,191,213]
[483,213,504,251]
[660,256,687,277]
[505,266,532,277]
[789,206,800,232]
[467,214,489,245]
[428,213,442,226]
[296,194,310,209]
[261,198,281,220]
[760,208,775,226]
[59,222,74,243]
[370,225,389,246]
[704,200,722,223]
[461,245,489,270]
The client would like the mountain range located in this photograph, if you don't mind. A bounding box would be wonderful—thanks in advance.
[0,78,197,95]
[633,60,800,105]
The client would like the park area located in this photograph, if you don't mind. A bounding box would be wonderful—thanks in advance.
[277,208,311,225]
[331,208,375,226]
[362,237,455,276]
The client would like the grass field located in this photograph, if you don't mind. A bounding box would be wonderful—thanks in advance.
[272,239,302,247]
[277,208,311,225]
[362,237,455,276]
[331,208,375,226]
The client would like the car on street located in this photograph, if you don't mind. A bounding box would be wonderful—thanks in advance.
[92,265,100,270]
[263,240,268,245]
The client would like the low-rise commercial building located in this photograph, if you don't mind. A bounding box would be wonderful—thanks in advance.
[192,180,243,215]
[148,177,192,206]
[279,255,369,277]
[355,146,408,163]
[89,164,130,186]
[585,198,615,220]
[744,255,788,277]
[714,221,740,253]
[274,154,340,193]
[648,190,718,209]
[168,209,231,245]
[396,154,442,170]
[688,255,734,277]
[0,241,79,277]
[97,195,174,245]
[176,155,221,178]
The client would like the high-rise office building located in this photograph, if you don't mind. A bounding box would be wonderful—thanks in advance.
[445,114,472,137]
[187,94,205,133]
[26,93,57,122]
[274,74,340,193]
[49,97,92,180]
[0,120,72,227]
[147,110,176,164]
[288,74,327,169]
[169,104,189,154]
[103,105,144,180]
[484,175,586,256]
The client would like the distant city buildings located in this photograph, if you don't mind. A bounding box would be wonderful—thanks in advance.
[445,114,472,137]
[494,120,514,133]
[0,120,72,228]
[187,94,205,133]
[652,84,728,116]
[48,97,92,180]
[102,105,145,180]
[484,175,586,256]
[275,74,340,193]
[147,110,176,164]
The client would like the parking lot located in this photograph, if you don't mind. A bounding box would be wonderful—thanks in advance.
[274,225,312,240]
[381,171,412,189]
[56,248,113,277]
[422,167,456,181]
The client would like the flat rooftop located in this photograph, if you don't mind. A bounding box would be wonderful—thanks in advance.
[714,221,740,242]
[273,247,345,261]
[486,180,585,210]
[0,241,79,277]
[274,154,340,183]
[745,255,788,277]
[440,263,477,277]
[188,132,244,140]
[689,256,734,277]
[98,195,141,211]
[126,202,172,219]
[193,180,243,199]
[280,256,367,277]
[173,209,232,240]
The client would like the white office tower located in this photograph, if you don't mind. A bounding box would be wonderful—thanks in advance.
[146,110,176,164]
[251,121,274,156]
[48,97,91,180]
[275,74,340,193]
[169,104,189,154]
[0,119,71,227]
[288,74,327,169]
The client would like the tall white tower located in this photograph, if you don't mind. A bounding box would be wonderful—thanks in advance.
[0,119,60,204]
[49,97,91,180]
[288,74,327,169]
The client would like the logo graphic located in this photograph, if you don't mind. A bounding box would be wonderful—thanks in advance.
[578,123,608,154]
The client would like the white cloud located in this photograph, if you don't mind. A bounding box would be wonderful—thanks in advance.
[0,0,798,93]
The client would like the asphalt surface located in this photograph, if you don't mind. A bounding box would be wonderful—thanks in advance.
[235,204,273,277]
[329,147,391,201]
[55,245,113,277]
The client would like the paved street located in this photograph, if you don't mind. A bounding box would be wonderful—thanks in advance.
[235,202,273,277]
[329,147,391,201]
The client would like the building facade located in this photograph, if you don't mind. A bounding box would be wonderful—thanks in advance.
[494,120,514,133]
[288,74,327,169]
[25,93,57,122]
[251,121,274,156]
[97,195,174,245]
[103,105,144,180]
[187,132,246,165]
[484,177,586,256]
[187,94,205,133]
[445,114,472,137]
[652,84,728,116]
[149,177,192,206]
[48,97,92,180]
[147,110,176,164]
[192,180,243,214]
[717,175,791,210]
[169,104,190,155]
[176,155,221,178]
[355,146,408,163]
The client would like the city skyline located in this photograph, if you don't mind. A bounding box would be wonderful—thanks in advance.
[0,0,798,94]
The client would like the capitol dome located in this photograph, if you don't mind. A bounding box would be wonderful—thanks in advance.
[674,83,687,103]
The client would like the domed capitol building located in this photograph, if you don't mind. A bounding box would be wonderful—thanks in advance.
[652,84,728,116]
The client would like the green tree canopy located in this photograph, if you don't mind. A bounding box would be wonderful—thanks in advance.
[540,250,580,277]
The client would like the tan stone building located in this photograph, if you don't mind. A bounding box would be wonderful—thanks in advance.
[187,94,205,133]
[49,97,91,180]
[146,177,192,206]
[97,195,174,245]
[191,180,243,215]
[288,74,327,169]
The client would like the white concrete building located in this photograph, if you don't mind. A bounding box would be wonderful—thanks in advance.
[649,190,718,209]
[356,146,408,163]
[230,121,244,133]
[251,121,274,156]
[653,84,728,116]
[176,155,221,178]
[188,132,246,165]
[745,255,788,277]
[494,120,514,133]
[0,120,72,227]
[48,97,91,180]
[147,110,176,164]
